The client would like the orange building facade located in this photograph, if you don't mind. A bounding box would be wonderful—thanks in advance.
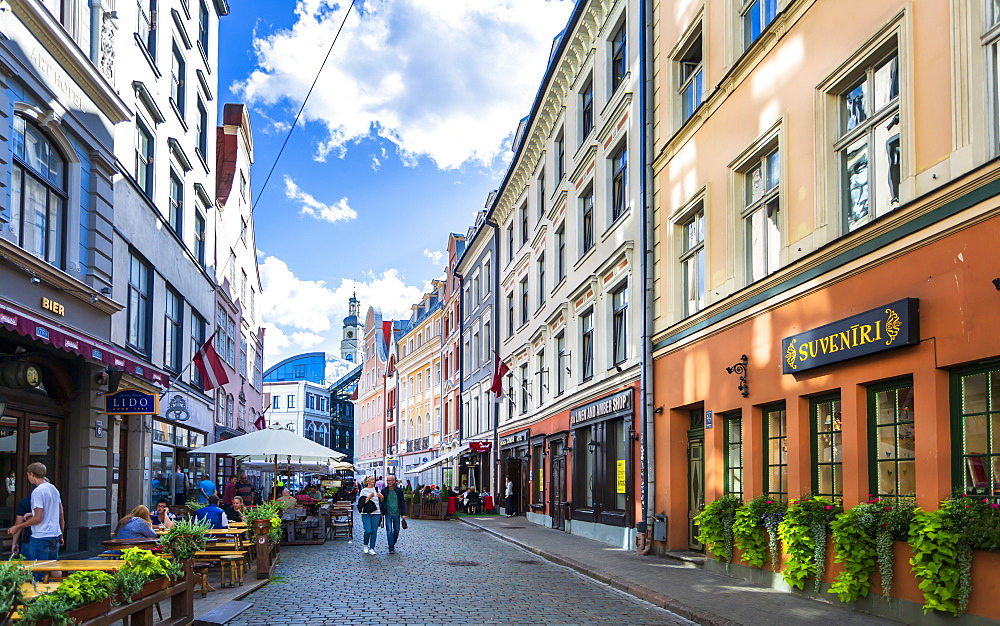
[651,0,1000,619]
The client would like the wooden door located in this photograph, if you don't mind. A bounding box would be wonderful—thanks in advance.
[550,455,566,531]
[687,436,705,551]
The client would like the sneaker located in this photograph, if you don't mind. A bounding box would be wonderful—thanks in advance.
[388,548,395,554]
[363,547,370,554]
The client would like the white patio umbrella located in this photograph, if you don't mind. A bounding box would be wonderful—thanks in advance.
[191,424,345,498]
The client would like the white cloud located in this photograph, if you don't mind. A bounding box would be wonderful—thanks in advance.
[284,177,358,224]
[423,249,444,264]
[233,0,574,170]
[259,255,427,365]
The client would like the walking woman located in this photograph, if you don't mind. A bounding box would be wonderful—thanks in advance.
[357,476,383,554]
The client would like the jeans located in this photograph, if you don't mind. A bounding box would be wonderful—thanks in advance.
[384,515,401,550]
[28,537,59,581]
[361,514,381,550]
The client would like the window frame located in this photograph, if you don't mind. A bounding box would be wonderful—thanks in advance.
[555,332,567,396]
[170,43,186,118]
[951,362,1000,498]
[676,29,704,125]
[678,205,706,317]
[740,0,778,52]
[519,277,529,326]
[163,286,184,373]
[168,170,183,235]
[581,186,595,256]
[581,308,594,382]
[738,142,781,284]
[580,76,594,142]
[811,394,843,500]
[611,283,627,366]
[763,404,787,500]
[724,412,743,497]
[610,18,627,95]
[135,120,154,198]
[127,252,153,354]
[610,142,628,222]
[869,378,915,500]
[536,254,546,309]
[10,116,68,269]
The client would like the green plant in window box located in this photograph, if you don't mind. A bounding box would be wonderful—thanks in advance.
[120,546,173,580]
[778,495,840,591]
[158,517,211,560]
[19,591,75,626]
[0,560,31,621]
[694,494,742,564]
[733,495,784,569]
[56,570,116,607]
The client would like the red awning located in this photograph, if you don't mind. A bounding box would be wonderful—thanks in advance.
[0,301,168,387]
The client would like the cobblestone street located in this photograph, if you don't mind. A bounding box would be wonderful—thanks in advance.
[231,516,692,625]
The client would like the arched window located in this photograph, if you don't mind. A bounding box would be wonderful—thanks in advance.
[306,423,315,442]
[11,116,67,267]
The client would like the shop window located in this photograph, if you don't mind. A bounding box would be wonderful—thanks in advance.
[763,404,787,499]
[10,116,67,269]
[954,364,1000,497]
[603,419,627,511]
[532,443,544,506]
[724,412,743,497]
[812,395,843,499]
[575,428,594,507]
[870,379,915,499]
[837,48,900,233]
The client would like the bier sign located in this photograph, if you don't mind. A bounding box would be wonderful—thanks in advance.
[782,298,919,374]
[105,388,160,415]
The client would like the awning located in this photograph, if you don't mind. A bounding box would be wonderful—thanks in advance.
[404,444,469,475]
[0,301,168,387]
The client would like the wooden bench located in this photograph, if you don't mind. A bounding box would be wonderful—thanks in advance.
[193,600,253,625]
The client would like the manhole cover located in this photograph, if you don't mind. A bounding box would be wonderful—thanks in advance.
[514,559,541,565]
[501,525,525,529]
[444,561,482,567]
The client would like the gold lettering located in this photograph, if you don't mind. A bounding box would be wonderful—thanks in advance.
[860,324,873,344]
[799,344,809,360]
[838,331,851,350]
[819,336,831,354]
[875,320,882,341]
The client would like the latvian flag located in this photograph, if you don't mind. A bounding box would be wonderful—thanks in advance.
[489,351,510,403]
[193,336,230,391]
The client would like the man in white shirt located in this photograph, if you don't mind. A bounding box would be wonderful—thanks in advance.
[7,462,63,573]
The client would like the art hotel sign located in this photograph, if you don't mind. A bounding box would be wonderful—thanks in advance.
[571,388,633,426]
[782,299,919,374]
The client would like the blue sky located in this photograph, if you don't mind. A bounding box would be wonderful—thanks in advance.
[218,0,574,367]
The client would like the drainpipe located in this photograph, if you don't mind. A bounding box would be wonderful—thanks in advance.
[637,0,656,551]
[455,270,465,446]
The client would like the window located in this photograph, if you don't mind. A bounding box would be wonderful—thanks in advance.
[138,0,157,57]
[870,380,915,499]
[307,394,315,410]
[239,334,247,379]
[226,395,234,428]
[190,311,206,388]
[536,170,546,222]
[250,288,256,321]
[520,277,529,325]
[168,172,183,234]
[196,98,208,159]
[741,0,777,50]
[611,284,627,365]
[217,304,235,367]
[555,129,566,180]
[581,309,594,381]
[229,251,236,292]
[954,364,1000,497]
[483,260,491,294]
[743,147,780,282]
[287,395,295,409]
[610,143,627,222]
[764,404,787,499]
[724,413,743,497]
[483,322,491,364]
[555,332,566,395]
[135,121,154,197]
[127,253,152,353]
[507,223,515,264]
[839,52,900,232]
[611,19,627,94]
[680,208,705,316]
[580,76,594,141]
[240,173,247,201]
[10,117,67,268]
[678,32,703,124]
[197,0,209,53]
[812,395,843,499]
[240,217,248,244]
[986,5,1000,153]
[241,270,247,304]
[555,223,566,282]
[164,287,183,372]
[520,202,529,244]
[171,44,186,116]
[194,208,206,267]
[520,364,529,414]
[537,254,545,307]
[536,350,545,405]
[581,188,594,255]
[272,395,280,410]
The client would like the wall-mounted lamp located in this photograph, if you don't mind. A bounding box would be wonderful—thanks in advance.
[29,275,40,285]
[993,277,1000,291]
[587,440,599,453]
[653,406,663,414]
[726,354,750,398]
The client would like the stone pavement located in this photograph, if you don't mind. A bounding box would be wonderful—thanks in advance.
[461,515,898,625]
[230,513,693,625]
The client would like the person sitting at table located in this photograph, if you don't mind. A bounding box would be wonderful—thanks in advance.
[194,495,229,529]
[150,500,175,529]
[277,488,297,510]
[223,496,246,523]
[465,489,482,514]
[305,484,322,500]
[114,505,157,539]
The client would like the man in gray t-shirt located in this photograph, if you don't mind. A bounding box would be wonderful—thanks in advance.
[7,462,63,578]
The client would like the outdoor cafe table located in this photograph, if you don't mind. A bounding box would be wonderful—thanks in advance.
[19,560,126,581]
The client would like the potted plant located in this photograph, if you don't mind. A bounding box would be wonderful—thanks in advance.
[59,571,116,623]
[158,517,211,560]
[111,568,147,605]
[0,560,30,623]
[120,547,173,594]
[19,592,75,626]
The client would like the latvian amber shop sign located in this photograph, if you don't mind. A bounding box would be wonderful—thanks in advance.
[781,298,919,374]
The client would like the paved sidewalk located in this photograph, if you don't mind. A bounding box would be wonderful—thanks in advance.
[461,516,897,625]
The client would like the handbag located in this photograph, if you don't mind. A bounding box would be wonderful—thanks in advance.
[359,498,377,514]
[401,518,408,530]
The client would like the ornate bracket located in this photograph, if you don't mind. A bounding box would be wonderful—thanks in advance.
[726,354,749,398]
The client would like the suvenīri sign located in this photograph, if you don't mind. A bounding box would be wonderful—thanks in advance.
[781,298,919,374]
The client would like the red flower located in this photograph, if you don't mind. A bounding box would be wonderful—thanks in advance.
[880,523,887,528]
[824,505,832,510]
[766,500,773,504]
[966,505,972,508]
[885,506,891,511]
[991,503,999,509]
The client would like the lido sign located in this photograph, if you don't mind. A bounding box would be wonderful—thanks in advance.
[104,388,160,415]
[781,298,919,374]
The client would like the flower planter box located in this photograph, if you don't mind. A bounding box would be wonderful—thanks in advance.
[67,597,112,623]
